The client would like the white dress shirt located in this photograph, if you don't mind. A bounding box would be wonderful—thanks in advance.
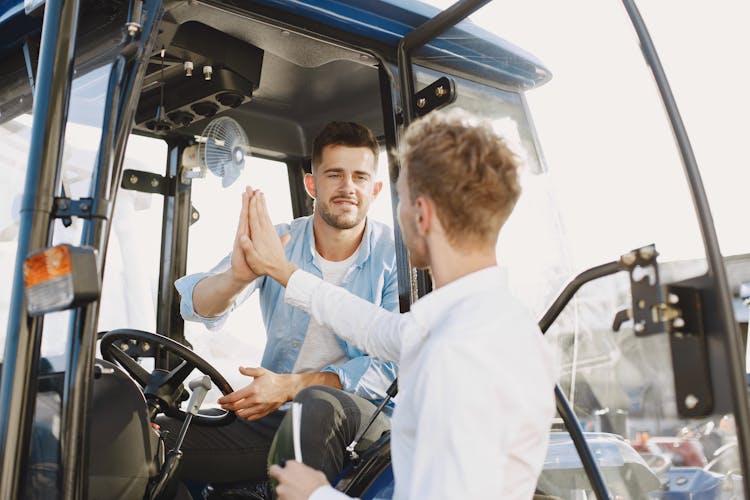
[286,266,557,500]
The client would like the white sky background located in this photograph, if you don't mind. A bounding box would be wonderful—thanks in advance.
[447,0,750,265]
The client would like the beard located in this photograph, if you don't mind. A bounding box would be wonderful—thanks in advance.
[317,195,367,230]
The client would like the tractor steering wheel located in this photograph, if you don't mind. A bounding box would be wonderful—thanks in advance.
[100,329,236,426]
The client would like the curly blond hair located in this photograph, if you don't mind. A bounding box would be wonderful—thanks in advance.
[398,109,521,247]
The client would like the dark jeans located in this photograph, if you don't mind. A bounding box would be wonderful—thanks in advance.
[158,386,390,485]
[157,410,285,484]
[269,386,391,483]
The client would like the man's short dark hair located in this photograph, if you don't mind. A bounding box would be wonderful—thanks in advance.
[312,121,379,169]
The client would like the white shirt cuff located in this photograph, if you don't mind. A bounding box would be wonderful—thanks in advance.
[309,485,352,500]
[285,269,322,312]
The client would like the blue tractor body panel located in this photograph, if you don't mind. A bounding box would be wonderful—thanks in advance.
[0,0,550,88]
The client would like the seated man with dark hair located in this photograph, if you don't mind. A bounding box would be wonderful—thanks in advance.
[160,121,398,488]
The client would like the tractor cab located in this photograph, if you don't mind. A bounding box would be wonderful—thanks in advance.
[1,0,748,499]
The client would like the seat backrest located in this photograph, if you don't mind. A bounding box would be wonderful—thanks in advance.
[88,359,162,500]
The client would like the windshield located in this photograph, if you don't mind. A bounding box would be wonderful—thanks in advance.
[416,1,749,498]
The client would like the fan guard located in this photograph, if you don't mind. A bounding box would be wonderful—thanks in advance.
[197,116,249,187]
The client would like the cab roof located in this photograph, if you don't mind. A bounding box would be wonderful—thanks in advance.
[0,0,550,89]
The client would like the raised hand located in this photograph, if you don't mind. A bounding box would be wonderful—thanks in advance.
[269,460,329,500]
[217,366,293,421]
[240,191,297,286]
[230,187,259,284]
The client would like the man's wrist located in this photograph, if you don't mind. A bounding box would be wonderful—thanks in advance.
[272,262,299,287]
[226,268,256,288]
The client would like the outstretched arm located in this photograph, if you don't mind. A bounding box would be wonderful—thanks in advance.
[192,187,261,317]
[286,270,403,362]
[242,192,404,362]
[238,190,298,286]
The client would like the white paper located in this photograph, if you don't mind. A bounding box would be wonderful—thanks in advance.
[292,402,303,462]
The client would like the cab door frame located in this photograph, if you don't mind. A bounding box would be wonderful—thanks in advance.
[0,0,165,496]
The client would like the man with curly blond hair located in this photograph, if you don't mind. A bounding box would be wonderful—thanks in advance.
[241,109,557,500]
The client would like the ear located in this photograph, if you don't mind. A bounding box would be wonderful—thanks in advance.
[371,181,383,199]
[414,196,433,237]
[303,173,317,199]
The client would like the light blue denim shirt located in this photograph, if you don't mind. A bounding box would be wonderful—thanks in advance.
[175,215,399,408]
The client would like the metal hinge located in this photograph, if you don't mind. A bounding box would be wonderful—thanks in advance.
[52,197,111,227]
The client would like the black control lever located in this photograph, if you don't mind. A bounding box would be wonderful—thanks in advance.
[346,379,398,462]
[612,308,632,332]
[148,375,212,500]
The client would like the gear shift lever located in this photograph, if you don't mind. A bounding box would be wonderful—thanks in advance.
[346,379,397,461]
[148,375,212,500]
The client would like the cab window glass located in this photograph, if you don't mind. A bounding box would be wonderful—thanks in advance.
[414,66,568,318]
[366,147,394,230]
[0,115,32,362]
[0,64,112,366]
[185,157,294,388]
[425,2,741,497]
[97,135,167,334]
[41,64,111,366]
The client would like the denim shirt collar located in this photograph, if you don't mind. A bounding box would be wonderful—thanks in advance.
[304,216,373,272]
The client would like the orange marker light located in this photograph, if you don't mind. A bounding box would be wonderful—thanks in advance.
[24,244,99,316]
[24,245,72,287]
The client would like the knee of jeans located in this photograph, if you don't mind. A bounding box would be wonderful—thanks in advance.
[294,385,338,406]
[293,386,342,425]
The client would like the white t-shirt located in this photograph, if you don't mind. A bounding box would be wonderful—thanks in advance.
[291,249,357,373]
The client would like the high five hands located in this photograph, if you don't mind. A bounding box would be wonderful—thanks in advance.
[227,187,260,286]
[238,189,298,286]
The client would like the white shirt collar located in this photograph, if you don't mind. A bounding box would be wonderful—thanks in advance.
[409,266,507,333]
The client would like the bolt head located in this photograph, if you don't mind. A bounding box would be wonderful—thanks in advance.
[621,252,637,266]
[126,23,141,36]
[639,246,656,260]
[685,394,699,409]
